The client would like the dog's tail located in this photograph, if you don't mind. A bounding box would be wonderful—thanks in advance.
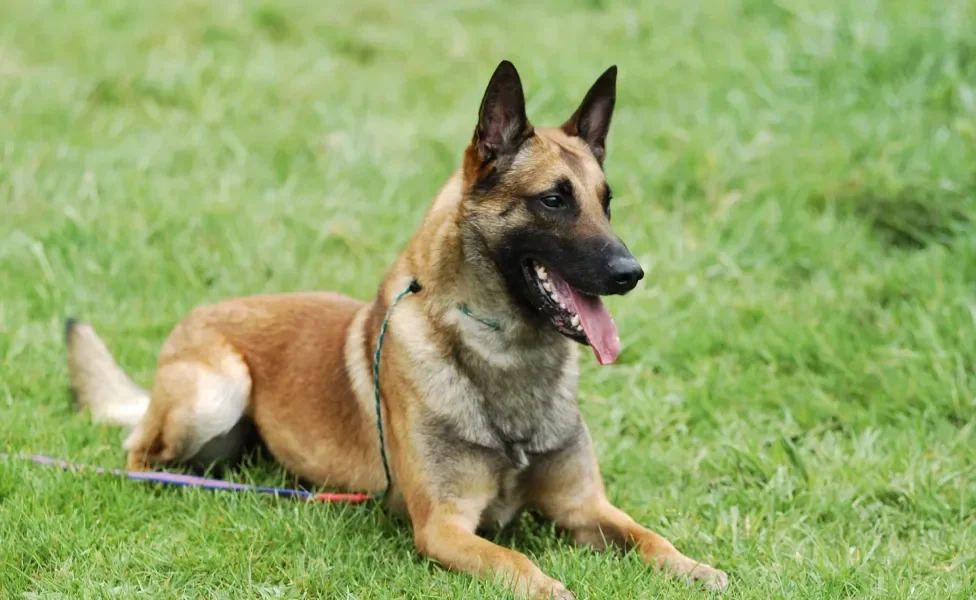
[65,318,150,430]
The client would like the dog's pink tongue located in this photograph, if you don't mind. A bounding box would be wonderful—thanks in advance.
[549,273,621,365]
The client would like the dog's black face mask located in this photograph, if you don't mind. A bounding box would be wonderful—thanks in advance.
[463,61,642,364]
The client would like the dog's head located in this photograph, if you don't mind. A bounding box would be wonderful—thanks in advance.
[460,60,642,365]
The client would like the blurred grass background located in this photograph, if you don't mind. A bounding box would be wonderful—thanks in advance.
[1,0,974,598]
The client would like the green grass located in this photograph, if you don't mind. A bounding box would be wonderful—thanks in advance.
[2,0,975,597]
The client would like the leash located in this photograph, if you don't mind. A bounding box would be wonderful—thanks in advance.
[0,453,372,502]
[9,278,504,505]
[370,282,502,499]
[371,278,422,499]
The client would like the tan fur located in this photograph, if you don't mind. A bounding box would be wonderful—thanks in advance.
[65,63,727,598]
[67,321,149,429]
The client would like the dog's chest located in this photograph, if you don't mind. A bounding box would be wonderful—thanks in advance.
[417,336,581,456]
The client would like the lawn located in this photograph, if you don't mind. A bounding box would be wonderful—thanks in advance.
[1,0,975,598]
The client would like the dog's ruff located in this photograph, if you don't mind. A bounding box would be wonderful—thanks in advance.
[65,61,728,599]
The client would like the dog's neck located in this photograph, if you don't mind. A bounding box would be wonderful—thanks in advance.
[385,170,579,455]
[397,171,564,349]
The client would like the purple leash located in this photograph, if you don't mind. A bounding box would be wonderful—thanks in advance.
[2,453,373,503]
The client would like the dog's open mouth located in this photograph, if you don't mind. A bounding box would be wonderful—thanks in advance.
[522,260,621,365]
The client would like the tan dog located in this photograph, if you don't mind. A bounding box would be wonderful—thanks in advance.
[66,61,728,598]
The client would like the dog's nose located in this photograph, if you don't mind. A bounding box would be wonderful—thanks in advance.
[607,254,644,292]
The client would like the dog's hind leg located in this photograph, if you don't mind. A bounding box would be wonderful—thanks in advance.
[124,340,252,472]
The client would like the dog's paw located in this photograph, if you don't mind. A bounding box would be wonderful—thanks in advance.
[687,562,728,592]
[529,577,575,600]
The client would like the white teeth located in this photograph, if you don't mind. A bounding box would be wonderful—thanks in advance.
[543,282,552,292]
[571,315,580,327]
[575,324,583,331]
[559,302,566,310]
[535,264,549,280]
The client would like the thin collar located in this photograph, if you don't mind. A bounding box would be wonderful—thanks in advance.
[456,304,502,331]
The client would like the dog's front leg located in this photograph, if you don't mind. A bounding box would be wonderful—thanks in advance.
[529,430,729,592]
[559,497,728,591]
[412,502,574,599]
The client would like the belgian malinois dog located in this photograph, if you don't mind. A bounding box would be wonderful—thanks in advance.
[66,60,728,598]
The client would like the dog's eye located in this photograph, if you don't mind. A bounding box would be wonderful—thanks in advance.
[539,195,566,209]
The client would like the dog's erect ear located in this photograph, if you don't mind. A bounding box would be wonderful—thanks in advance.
[563,66,617,163]
[475,60,532,162]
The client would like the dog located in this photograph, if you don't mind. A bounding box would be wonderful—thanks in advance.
[66,60,728,598]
